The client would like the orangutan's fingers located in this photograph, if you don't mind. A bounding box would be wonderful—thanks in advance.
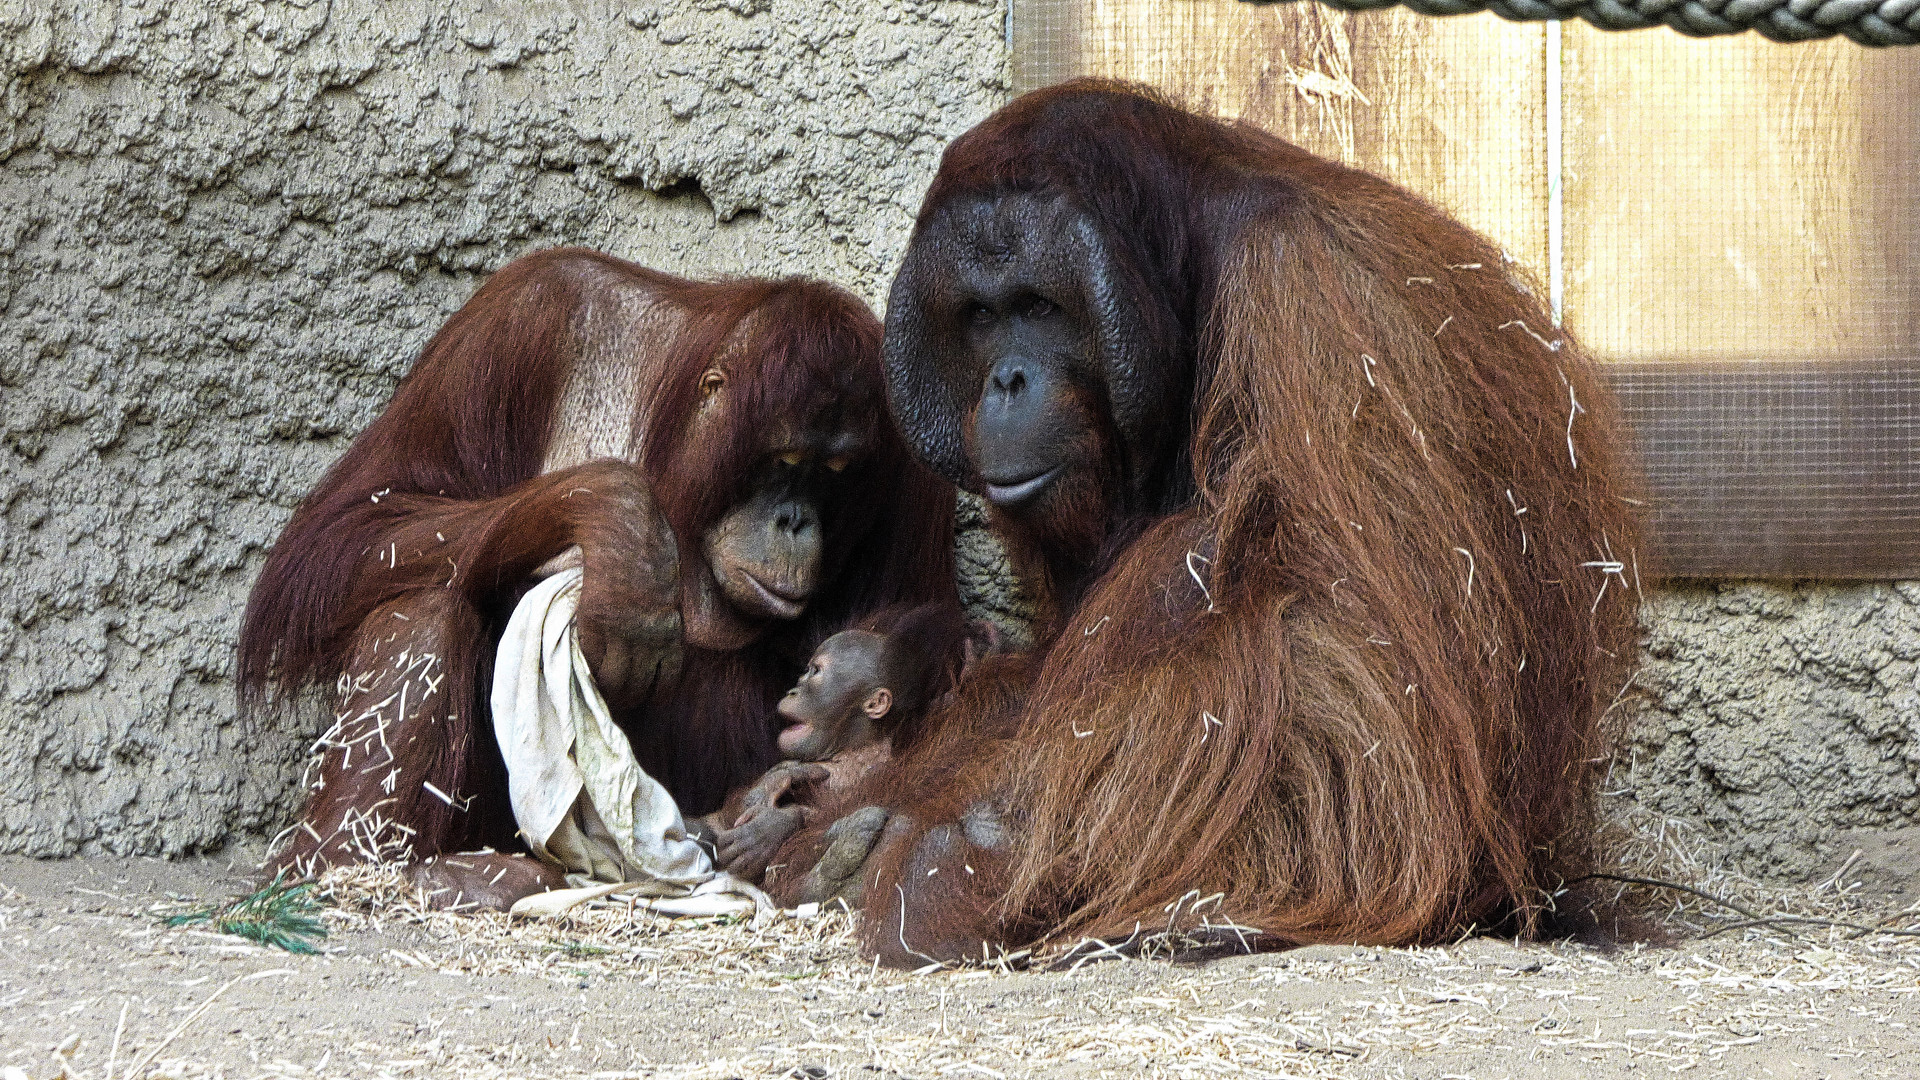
[590,635,631,699]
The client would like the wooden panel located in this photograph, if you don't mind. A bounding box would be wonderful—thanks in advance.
[1015,2,1551,279]
[1561,26,1920,363]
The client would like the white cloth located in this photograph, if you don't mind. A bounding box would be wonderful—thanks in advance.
[491,567,768,921]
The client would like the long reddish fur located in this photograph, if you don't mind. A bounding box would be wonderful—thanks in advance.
[813,83,1642,961]
[239,248,956,860]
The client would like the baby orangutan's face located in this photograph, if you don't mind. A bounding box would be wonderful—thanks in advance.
[776,630,893,761]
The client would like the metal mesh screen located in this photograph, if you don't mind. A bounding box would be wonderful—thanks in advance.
[1011,1,1920,577]
[1613,363,1920,577]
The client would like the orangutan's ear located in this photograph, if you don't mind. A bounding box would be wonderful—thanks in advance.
[861,687,893,721]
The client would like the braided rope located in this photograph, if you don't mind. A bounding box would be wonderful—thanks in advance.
[1244,0,1920,45]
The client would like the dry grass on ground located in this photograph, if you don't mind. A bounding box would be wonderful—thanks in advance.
[6,800,1920,1080]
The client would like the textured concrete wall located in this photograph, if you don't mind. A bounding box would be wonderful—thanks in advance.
[1623,582,1920,877]
[0,0,1007,856]
[3,2,1915,880]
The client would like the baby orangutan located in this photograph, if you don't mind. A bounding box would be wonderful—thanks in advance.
[695,604,976,883]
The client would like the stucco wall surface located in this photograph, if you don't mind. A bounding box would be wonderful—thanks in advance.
[1623,581,1920,877]
[2,2,1915,883]
[0,0,1007,856]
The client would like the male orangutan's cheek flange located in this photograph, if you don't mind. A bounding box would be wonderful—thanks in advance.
[817,83,1643,965]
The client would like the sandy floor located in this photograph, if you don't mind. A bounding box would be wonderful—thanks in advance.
[5,849,1920,1080]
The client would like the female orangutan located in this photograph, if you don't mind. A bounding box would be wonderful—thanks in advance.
[778,82,1643,963]
[239,248,955,906]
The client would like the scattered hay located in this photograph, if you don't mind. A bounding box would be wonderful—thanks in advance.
[83,805,1920,1080]
[238,828,1915,1079]
[312,863,872,988]
[1592,793,1920,943]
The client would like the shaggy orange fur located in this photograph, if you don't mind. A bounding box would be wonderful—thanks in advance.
[776,83,1642,963]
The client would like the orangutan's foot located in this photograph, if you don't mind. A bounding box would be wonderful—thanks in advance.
[796,806,895,907]
[406,852,567,911]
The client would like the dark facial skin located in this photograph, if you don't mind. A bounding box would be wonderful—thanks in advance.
[886,191,1183,528]
[938,199,1106,514]
[703,484,822,621]
[775,630,894,761]
[965,313,1092,510]
[689,367,872,627]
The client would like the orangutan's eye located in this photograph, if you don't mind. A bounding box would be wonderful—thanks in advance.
[825,455,850,473]
[1027,297,1057,318]
[778,450,805,467]
[967,303,993,324]
[700,369,726,396]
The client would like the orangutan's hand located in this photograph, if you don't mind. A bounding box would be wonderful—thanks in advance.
[735,761,831,819]
[563,462,685,709]
[715,804,806,883]
[405,852,568,912]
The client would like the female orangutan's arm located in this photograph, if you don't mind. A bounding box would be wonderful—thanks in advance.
[345,458,684,708]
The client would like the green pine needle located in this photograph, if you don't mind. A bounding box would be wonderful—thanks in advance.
[165,870,329,955]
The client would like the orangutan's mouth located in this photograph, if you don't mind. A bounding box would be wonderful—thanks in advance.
[737,569,806,619]
[776,720,814,755]
[984,466,1060,507]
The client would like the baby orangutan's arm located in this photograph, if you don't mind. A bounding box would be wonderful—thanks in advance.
[710,761,830,882]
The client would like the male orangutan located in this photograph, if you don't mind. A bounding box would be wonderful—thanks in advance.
[780,82,1643,963]
[238,248,955,907]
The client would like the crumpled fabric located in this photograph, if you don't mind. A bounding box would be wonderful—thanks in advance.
[491,566,769,921]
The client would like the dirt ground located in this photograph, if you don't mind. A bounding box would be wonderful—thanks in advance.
[6,842,1920,1080]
